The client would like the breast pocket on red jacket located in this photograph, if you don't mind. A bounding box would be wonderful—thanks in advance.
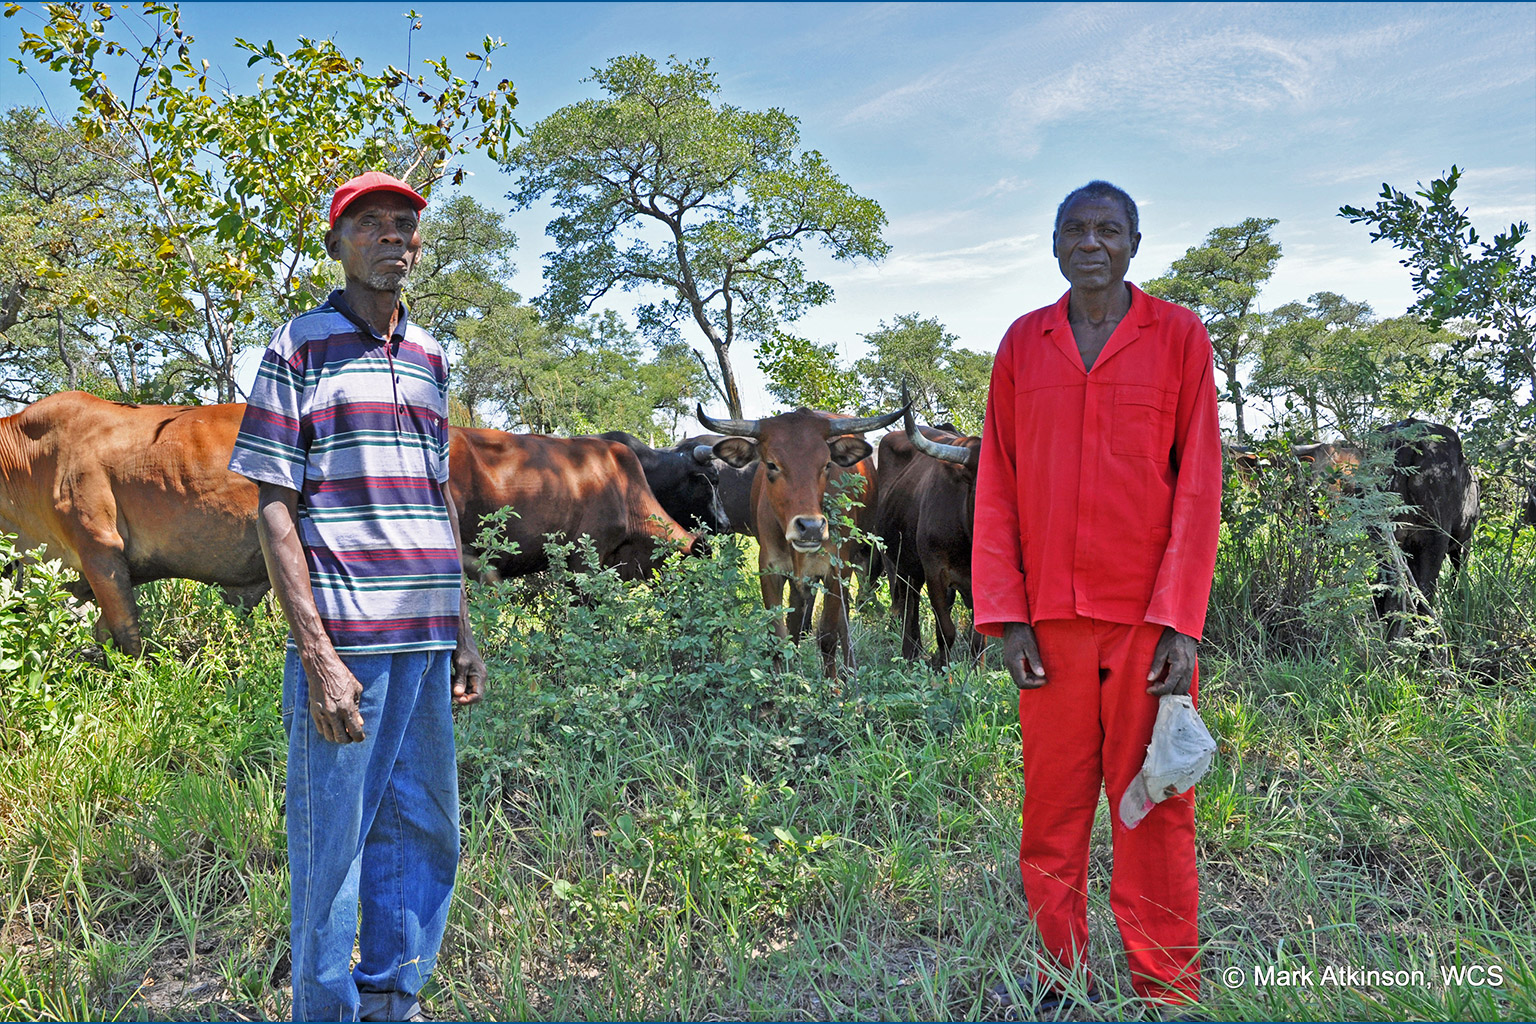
[1110,384,1174,460]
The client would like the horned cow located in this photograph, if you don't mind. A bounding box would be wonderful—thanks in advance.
[697,405,903,677]
[873,407,983,667]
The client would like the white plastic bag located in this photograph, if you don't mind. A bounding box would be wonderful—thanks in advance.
[1118,694,1218,829]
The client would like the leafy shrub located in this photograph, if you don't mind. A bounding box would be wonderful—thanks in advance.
[0,534,93,750]
[456,530,988,798]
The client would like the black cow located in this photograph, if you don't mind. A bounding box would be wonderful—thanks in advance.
[597,431,729,534]
[672,433,758,535]
[1372,419,1480,625]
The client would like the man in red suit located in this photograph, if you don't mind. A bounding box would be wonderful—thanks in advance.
[973,180,1222,1011]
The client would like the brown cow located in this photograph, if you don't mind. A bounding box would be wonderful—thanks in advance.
[874,407,983,668]
[448,427,698,581]
[698,405,904,677]
[0,392,267,655]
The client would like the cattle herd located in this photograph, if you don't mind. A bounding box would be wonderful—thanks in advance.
[0,390,1488,669]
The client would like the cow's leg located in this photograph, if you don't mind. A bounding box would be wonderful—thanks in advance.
[786,579,815,644]
[760,570,791,671]
[819,570,855,678]
[1409,533,1450,607]
[927,572,959,670]
[56,486,144,655]
[76,544,141,656]
[961,587,986,664]
[890,570,924,662]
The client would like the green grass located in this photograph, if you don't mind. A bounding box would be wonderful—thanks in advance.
[0,517,1533,1021]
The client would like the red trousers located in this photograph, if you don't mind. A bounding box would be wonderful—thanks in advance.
[1018,618,1201,1003]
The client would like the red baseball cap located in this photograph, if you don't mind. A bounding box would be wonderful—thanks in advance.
[329,171,427,227]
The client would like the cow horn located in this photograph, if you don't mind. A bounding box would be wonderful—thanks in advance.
[825,406,908,435]
[691,444,714,465]
[696,404,761,438]
[901,383,974,465]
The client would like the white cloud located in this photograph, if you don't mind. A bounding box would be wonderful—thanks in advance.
[982,175,1030,197]
[835,4,1530,163]
[843,233,1048,286]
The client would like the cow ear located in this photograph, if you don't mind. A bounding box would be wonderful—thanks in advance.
[713,436,759,468]
[829,435,873,467]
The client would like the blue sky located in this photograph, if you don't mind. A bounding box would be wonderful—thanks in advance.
[5,2,1534,423]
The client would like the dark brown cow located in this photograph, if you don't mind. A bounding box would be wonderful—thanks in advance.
[448,427,697,581]
[0,392,267,655]
[1371,420,1480,624]
[874,408,983,668]
[698,405,904,676]
[1279,427,1478,624]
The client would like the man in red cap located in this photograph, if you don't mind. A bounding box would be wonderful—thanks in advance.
[973,180,1222,1013]
[230,171,486,1022]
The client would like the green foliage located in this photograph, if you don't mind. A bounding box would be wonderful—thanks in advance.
[506,53,889,417]
[1341,167,1536,490]
[1254,293,1446,442]
[1208,434,1403,660]
[852,312,991,433]
[457,303,711,437]
[754,329,861,413]
[1143,217,1282,439]
[7,2,518,401]
[407,192,520,348]
[0,106,149,403]
[0,536,91,748]
[1,513,1534,1019]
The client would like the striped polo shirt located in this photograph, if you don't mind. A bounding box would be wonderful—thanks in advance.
[229,290,462,653]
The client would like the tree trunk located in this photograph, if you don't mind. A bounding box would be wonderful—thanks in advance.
[56,311,78,391]
[1227,363,1246,440]
[712,339,744,419]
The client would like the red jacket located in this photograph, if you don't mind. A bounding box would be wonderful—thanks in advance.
[973,284,1222,641]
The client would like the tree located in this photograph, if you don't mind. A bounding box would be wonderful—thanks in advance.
[0,106,140,402]
[1254,293,1443,441]
[1341,167,1535,489]
[852,313,992,434]
[8,2,518,401]
[506,53,890,418]
[1143,218,1282,439]
[755,330,861,414]
[407,193,518,347]
[457,304,711,440]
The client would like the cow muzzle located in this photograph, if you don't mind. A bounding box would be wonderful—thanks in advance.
[787,515,828,551]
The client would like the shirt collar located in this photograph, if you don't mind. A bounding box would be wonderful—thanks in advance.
[1042,281,1152,332]
[326,289,410,343]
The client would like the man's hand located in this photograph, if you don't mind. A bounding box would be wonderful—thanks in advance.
[306,653,366,743]
[452,626,487,706]
[1003,621,1047,690]
[1146,627,1198,695]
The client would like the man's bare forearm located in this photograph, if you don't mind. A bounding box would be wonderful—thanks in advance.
[255,483,337,664]
[442,487,488,703]
[256,482,365,741]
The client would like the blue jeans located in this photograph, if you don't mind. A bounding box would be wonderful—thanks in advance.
[282,648,459,1022]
